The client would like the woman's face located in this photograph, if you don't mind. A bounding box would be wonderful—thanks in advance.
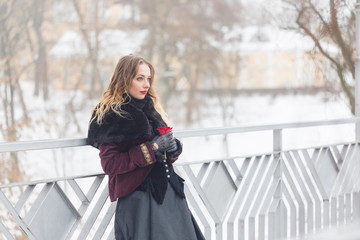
[128,63,151,100]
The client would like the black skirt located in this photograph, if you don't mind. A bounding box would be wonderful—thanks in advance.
[114,185,205,240]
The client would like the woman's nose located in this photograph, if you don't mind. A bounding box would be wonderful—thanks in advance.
[144,81,150,88]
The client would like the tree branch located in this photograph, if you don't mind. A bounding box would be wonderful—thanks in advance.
[296,3,354,113]
[329,0,355,78]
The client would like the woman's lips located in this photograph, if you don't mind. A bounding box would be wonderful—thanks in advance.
[140,91,147,94]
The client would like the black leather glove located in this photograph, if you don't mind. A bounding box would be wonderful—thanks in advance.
[151,132,176,152]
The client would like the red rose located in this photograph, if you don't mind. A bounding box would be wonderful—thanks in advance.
[157,126,172,135]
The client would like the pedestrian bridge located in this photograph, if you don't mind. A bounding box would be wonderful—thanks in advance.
[1,118,360,240]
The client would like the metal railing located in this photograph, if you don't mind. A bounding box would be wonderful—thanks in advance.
[1,117,360,240]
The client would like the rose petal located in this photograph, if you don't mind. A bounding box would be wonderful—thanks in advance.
[157,126,173,135]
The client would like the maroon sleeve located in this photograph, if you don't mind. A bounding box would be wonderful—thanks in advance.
[99,142,156,176]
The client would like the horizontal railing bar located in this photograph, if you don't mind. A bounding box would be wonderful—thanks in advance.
[0,138,87,153]
[174,140,358,166]
[0,173,104,189]
[175,117,360,138]
[0,118,358,153]
[1,141,357,189]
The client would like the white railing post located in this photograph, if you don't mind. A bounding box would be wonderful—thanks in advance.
[223,134,230,159]
[273,129,282,154]
[273,129,286,238]
[356,0,360,141]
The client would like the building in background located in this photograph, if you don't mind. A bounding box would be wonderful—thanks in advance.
[216,26,331,90]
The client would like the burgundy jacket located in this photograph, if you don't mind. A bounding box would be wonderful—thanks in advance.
[99,141,178,202]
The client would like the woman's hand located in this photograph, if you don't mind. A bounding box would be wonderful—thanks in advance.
[167,139,183,162]
[151,132,177,152]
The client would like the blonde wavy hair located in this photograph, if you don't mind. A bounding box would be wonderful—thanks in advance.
[90,55,168,125]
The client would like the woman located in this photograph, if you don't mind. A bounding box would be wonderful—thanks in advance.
[87,55,205,240]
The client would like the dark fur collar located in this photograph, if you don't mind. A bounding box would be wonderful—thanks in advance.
[87,95,166,148]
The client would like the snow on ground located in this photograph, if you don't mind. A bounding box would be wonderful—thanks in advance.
[166,91,353,163]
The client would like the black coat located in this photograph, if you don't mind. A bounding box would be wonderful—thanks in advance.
[87,95,184,204]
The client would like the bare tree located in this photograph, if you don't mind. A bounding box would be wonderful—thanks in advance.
[31,0,50,100]
[281,0,356,113]
[0,1,32,177]
[0,1,31,140]
[0,6,31,233]
[72,0,103,98]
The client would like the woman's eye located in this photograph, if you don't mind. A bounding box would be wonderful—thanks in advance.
[137,77,143,81]
[147,78,151,82]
